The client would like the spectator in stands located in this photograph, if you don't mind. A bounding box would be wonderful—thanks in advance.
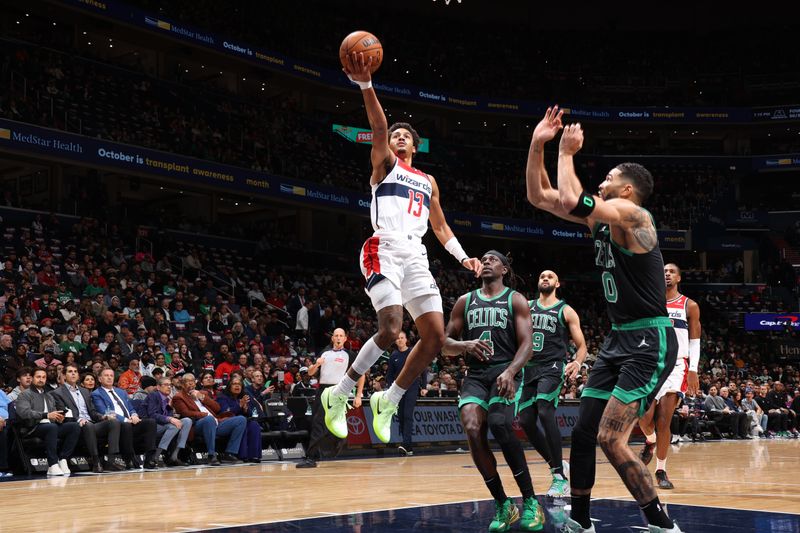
[3,342,30,386]
[34,345,61,368]
[118,357,142,395]
[0,388,11,477]
[768,382,798,436]
[247,369,274,401]
[81,372,97,391]
[719,386,750,438]
[173,301,191,324]
[171,373,246,465]
[50,363,123,473]
[756,384,786,436]
[15,368,81,476]
[214,349,239,381]
[740,388,767,437]
[198,370,219,399]
[216,376,262,462]
[144,377,191,467]
[131,376,158,401]
[8,368,33,401]
[91,368,159,469]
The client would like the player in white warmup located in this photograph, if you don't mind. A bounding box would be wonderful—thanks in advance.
[638,263,701,490]
[322,51,481,443]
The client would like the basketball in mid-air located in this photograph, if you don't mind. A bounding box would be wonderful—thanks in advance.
[339,31,383,73]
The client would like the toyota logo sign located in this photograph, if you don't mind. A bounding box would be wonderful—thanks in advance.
[347,415,365,435]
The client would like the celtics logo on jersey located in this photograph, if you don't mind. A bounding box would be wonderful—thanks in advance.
[466,306,509,330]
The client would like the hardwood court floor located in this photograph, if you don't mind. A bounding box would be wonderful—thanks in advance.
[1,439,798,532]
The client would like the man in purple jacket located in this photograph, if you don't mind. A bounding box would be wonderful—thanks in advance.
[144,377,192,466]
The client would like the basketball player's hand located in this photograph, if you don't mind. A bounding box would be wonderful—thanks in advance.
[462,340,492,362]
[565,360,581,380]
[462,257,482,278]
[496,370,517,400]
[559,123,584,156]
[353,396,362,409]
[343,51,373,83]
[686,370,699,397]
[533,106,564,144]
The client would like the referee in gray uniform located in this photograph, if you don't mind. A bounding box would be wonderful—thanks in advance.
[297,328,366,468]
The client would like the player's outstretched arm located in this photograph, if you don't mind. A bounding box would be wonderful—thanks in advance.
[442,295,491,359]
[563,305,587,380]
[686,298,702,396]
[427,176,481,277]
[495,292,533,399]
[343,51,394,184]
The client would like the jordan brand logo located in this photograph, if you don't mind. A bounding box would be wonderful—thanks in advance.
[638,337,649,348]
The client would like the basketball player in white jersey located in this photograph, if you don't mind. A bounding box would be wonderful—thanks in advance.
[322,52,481,443]
[638,263,701,489]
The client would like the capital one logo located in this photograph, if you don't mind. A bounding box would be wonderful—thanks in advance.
[347,415,365,435]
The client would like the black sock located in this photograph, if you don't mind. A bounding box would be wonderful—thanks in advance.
[640,497,674,529]
[571,494,591,529]
[551,465,564,477]
[513,469,535,500]
[484,476,507,503]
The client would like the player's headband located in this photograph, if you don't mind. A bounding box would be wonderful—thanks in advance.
[484,250,510,268]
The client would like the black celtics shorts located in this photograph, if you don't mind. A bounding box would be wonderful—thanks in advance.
[458,363,521,411]
[517,361,566,412]
[582,316,678,416]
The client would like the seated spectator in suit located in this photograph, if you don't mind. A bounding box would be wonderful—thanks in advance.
[118,357,142,395]
[217,376,262,462]
[0,389,11,477]
[8,368,32,401]
[131,376,158,402]
[719,386,750,438]
[15,368,80,476]
[50,363,124,473]
[144,377,192,467]
[704,386,741,438]
[171,373,246,466]
[91,368,159,469]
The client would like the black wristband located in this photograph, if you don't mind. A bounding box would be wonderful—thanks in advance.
[569,191,597,218]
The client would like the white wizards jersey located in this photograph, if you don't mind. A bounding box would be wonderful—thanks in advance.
[666,294,690,359]
[370,158,432,240]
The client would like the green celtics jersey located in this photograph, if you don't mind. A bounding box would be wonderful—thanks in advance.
[593,218,667,324]
[528,299,569,367]
[463,287,518,367]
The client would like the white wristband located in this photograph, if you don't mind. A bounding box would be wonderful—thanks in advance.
[688,338,700,372]
[348,76,372,90]
[444,237,468,264]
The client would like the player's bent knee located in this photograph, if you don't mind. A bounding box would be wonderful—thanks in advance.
[536,399,555,419]
[487,413,512,444]
[571,425,597,449]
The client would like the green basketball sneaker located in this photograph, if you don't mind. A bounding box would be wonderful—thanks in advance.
[519,496,545,531]
[546,473,570,497]
[488,498,520,532]
[321,387,349,439]
[369,390,398,443]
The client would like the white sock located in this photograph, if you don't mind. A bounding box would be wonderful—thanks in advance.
[656,457,667,471]
[332,337,385,397]
[385,382,406,405]
[645,431,657,444]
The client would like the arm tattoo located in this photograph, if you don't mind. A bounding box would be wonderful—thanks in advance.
[624,208,657,250]
[533,143,543,154]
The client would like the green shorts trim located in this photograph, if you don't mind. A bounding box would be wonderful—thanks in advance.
[517,364,566,413]
[611,325,669,416]
[458,396,489,410]
[611,316,672,331]
[580,387,612,401]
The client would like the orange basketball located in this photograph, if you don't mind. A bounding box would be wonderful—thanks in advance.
[339,31,383,74]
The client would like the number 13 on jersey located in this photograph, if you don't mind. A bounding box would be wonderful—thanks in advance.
[407,190,424,217]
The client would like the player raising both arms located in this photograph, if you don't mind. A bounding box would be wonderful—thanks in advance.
[638,263,701,490]
[525,107,681,533]
[322,52,481,443]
